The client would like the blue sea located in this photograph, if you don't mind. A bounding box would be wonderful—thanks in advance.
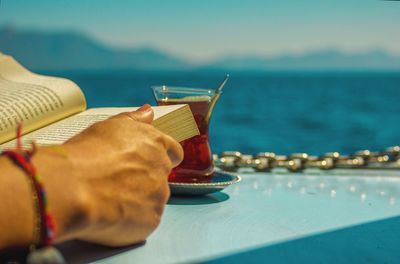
[49,71,400,156]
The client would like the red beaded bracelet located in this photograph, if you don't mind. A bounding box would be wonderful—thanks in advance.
[0,124,56,249]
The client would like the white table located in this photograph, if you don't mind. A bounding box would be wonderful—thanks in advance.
[58,169,400,263]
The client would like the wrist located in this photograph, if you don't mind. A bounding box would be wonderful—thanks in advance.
[31,145,92,243]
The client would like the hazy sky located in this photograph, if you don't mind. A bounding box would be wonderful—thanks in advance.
[1,0,399,62]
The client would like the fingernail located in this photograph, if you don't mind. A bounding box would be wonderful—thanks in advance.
[138,104,152,112]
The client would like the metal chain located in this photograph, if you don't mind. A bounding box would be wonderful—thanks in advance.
[213,146,400,172]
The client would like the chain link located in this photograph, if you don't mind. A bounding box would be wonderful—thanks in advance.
[213,146,400,172]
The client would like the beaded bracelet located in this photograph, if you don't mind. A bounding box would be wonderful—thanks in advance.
[0,124,56,249]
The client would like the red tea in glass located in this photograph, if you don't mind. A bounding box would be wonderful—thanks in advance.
[152,86,218,183]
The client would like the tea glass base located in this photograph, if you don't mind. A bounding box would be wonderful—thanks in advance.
[168,171,241,196]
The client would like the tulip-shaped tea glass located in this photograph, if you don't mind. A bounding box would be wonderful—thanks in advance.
[152,86,220,183]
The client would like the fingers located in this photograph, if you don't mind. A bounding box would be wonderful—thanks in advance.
[112,104,184,166]
[116,104,154,124]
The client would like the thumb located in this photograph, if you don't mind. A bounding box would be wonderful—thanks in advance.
[118,104,154,124]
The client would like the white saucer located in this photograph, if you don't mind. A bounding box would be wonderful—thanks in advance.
[169,171,241,195]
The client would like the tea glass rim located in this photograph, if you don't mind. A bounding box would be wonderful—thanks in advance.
[151,85,216,96]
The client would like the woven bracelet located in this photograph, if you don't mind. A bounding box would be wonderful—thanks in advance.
[0,124,56,250]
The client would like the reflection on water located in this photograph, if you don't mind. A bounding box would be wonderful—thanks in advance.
[231,169,400,206]
[73,72,400,154]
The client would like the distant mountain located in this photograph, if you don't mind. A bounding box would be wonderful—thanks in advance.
[207,49,400,71]
[1,26,400,71]
[0,26,190,71]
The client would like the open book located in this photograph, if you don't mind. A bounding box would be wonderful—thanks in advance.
[0,54,199,150]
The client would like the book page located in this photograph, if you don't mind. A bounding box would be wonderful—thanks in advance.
[0,105,190,149]
[0,54,87,144]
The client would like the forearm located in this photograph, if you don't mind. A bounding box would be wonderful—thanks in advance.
[0,146,89,250]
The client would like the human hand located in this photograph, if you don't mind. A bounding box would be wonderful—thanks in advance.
[34,104,183,246]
